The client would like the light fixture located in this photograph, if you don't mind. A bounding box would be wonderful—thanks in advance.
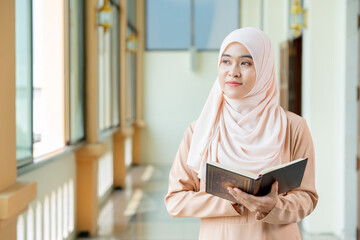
[98,0,113,33]
[127,32,137,54]
[290,0,307,37]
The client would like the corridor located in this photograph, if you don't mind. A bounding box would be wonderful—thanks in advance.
[1,0,359,239]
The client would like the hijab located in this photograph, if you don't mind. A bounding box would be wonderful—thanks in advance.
[187,27,287,180]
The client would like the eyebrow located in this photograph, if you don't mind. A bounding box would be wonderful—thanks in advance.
[221,53,253,59]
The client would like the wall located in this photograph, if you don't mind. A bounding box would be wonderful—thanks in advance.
[240,0,288,88]
[262,0,288,88]
[240,0,261,28]
[302,0,358,238]
[142,51,218,165]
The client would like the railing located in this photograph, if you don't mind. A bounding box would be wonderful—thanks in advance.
[17,179,75,240]
[16,154,77,240]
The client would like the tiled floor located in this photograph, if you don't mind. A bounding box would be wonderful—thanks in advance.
[79,164,338,240]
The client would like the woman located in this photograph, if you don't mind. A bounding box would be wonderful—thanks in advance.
[164,27,318,239]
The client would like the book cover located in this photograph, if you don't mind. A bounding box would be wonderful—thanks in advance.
[205,158,308,201]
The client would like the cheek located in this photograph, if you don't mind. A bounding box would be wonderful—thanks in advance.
[245,71,256,88]
[218,68,227,87]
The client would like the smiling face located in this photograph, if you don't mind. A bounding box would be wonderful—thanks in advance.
[218,43,256,100]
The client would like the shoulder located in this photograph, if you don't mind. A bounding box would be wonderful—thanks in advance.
[283,110,313,149]
[181,121,197,143]
[189,121,197,133]
[284,110,307,133]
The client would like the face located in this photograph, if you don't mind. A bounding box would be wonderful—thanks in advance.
[218,43,256,99]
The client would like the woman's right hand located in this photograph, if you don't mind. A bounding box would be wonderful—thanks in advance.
[227,181,279,213]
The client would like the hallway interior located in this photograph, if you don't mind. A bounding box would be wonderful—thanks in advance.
[1,0,358,239]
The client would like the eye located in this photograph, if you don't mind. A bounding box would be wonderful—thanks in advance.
[241,61,252,66]
[222,59,230,64]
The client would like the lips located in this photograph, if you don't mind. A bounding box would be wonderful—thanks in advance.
[225,81,243,87]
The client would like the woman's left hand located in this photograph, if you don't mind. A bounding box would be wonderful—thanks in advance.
[227,181,279,213]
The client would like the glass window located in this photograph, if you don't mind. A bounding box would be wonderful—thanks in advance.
[33,0,65,159]
[98,0,113,131]
[146,0,191,50]
[111,6,120,126]
[126,27,137,126]
[146,0,239,50]
[70,0,85,143]
[16,0,33,163]
[127,0,136,28]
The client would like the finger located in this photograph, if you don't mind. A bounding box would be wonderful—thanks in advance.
[270,181,279,195]
[227,187,239,199]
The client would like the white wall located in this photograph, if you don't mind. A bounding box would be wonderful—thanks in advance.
[302,0,358,238]
[240,0,261,28]
[262,0,289,89]
[142,51,218,165]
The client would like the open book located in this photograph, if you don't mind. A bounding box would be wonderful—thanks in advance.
[205,158,308,202]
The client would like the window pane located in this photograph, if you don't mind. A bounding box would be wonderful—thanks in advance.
[146,0,191,50]
[70,0,85,143]
[33,0,65,158]
[127,0,136,27]
[98,0,112,131]
[16,0,33,161]
[195,0,239,50]
[126,27,136,126]
[111,7,120,126]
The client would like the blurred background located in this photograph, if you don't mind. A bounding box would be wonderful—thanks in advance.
[0,0,358,239]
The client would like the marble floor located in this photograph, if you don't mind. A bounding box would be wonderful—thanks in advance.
[78,164,338,240]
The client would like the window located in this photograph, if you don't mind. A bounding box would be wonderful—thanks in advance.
[146,0,239,50]
[146,0,190,50]
[16,0,85,165]
[111,5,120,126]
[32,0,65,159]
[126,27,137,126]
[15,0,33,164]
[98,4,112,131]
[98,0,120,132]
[70,0,85,143]
[127,0,136,28]
[126,0,137,126]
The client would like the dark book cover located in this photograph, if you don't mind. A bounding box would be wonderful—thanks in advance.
[256,158,308,196]
[205,158,308,201]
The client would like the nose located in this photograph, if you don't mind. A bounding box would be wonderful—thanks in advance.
[228,64,240,78]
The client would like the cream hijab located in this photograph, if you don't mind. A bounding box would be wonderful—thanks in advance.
[187,27,287,180]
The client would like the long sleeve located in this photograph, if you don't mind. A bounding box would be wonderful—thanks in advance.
[260,117,318,224]
[164,123,240,218]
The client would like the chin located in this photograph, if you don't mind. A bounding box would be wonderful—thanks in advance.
[223,91,245,100]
